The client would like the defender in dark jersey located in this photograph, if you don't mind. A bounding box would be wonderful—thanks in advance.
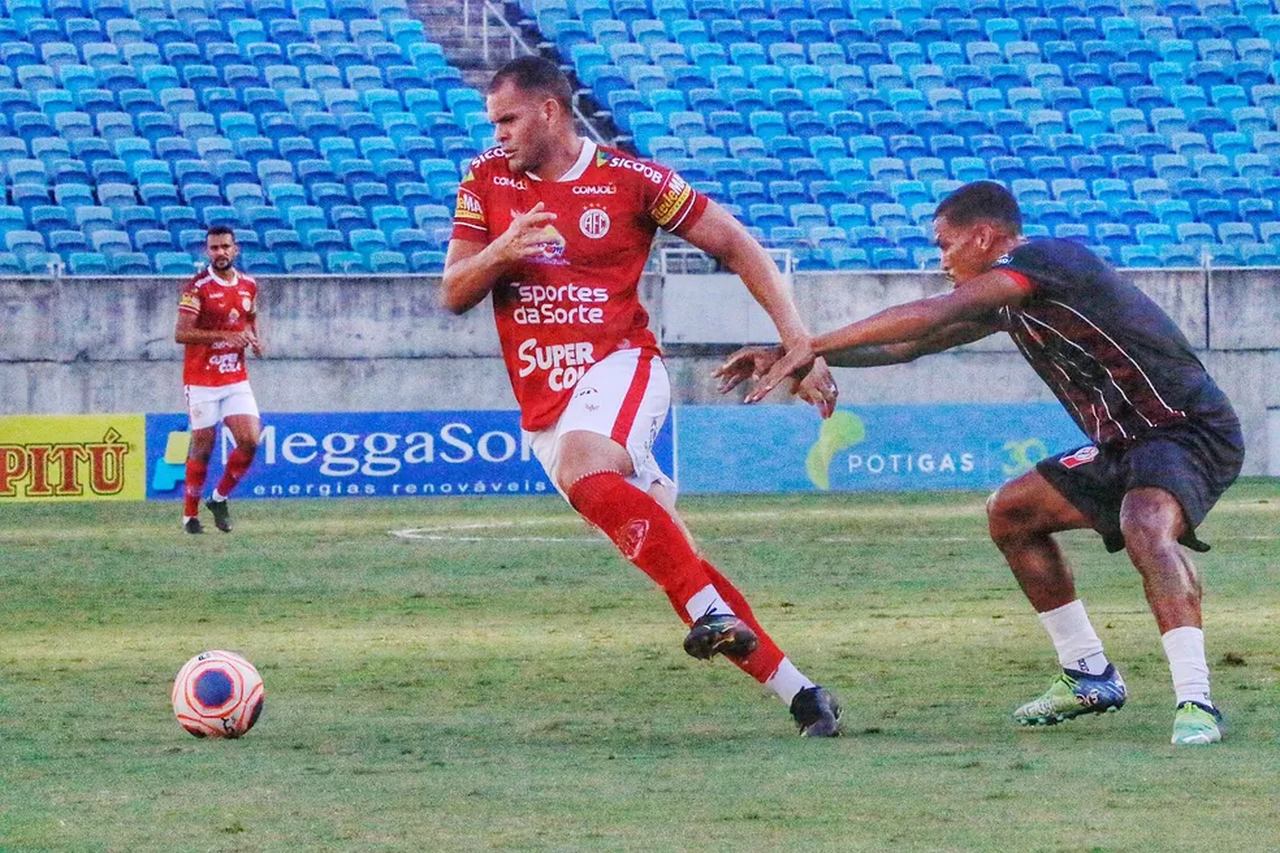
[723,181,1243,745]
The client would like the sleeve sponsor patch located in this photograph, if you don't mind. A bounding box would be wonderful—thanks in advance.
[649,172,694,229]
[178,290,200,312]
[454,187,486,227]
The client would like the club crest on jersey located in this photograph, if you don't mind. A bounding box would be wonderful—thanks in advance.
[228,308,240,323]
[1060,446,1100,468]
[579,206,611,239]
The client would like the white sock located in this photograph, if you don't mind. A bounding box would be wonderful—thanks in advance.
[1162,626,1212,707]
[683,584,735,621]
[182,515,194,523]
[1038,600,1111,675]
[764,657,815,705]
[210,489,226,502]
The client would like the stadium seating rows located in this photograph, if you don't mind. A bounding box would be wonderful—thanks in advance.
[523,0,1280,269]
[3,0,1279,274]
[0,0,476,275]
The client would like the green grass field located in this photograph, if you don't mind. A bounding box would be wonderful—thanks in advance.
[2,481,1277,851]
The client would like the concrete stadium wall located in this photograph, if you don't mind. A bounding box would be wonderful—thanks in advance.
[2,269,1277,474]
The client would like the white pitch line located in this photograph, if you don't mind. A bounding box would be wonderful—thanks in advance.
[390,525,1279,545]
[392,526,1002,545]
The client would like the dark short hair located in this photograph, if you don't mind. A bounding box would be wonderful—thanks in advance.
[206,225,236,241]
[488,55,573,112]
[935,180,1023,233]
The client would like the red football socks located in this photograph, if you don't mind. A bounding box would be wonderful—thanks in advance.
[567,470,785,684]
[183,456,208,517]
[215,446,255,498]
[568,471,712,609]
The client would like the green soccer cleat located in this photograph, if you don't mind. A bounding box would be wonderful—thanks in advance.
[1171,701,1223,746]
[1013,664,1127,726]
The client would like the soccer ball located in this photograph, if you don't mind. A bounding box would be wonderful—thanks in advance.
[171,650,265,738]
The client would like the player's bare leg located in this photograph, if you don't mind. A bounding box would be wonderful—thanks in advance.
[558,430,840,735]
[205,414,260,533]
[989,470,1127,725]
[987,471,1092,611]
[1119,488,1201,633]
[183,426,216,534]
[1120,487,1221,743]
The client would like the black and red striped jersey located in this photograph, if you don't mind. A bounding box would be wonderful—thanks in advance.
[991,239,1231,447]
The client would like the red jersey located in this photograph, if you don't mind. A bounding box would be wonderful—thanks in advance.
[451,139,707,430]
[177,267,258,387]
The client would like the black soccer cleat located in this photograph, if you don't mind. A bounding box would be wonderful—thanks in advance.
[183,517,204,534]
[790,685,842,737]
[682,612,759,660]
[205,498,232,533]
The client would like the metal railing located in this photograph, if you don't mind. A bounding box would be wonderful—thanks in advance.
[451,0,607,144]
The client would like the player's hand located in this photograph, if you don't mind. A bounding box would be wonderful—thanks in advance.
[744,338,817,403]
[713,345,782,394]
[226,330,256,349]
[492,201,558,265]
[792,357,838,419]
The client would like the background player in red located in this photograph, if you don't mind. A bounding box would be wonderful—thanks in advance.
[727,181,1244,745]
[443,56,843,736]
[174,225,263,534]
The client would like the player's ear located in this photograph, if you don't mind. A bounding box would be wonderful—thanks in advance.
[976,223,993,251]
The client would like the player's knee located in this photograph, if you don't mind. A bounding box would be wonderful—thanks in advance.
[1118,506,1175,554]
[986,486,1026,545]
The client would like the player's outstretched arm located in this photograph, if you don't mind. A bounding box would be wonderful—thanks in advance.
[718,318,992,391]
[824,320,996,367]
[744,269,1025,403]
[441,202,557,314]
[716,320,993,395]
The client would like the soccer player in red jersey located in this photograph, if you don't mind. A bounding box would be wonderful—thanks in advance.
[173,225,263,535]
[443,57,842,735]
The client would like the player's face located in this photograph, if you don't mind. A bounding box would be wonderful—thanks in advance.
[487,82,554,174]
[206,235,238,271]
[933,216,1001,285]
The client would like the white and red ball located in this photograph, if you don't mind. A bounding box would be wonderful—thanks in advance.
[172,650,264,738]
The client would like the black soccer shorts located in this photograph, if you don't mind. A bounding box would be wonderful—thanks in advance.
[1036,410,1244,553]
